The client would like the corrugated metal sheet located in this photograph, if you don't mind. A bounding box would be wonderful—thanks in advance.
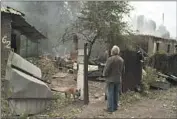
[1,5,25,16]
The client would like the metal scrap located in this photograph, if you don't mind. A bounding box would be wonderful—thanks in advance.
[150,80,171,90]
[157,72,177,85]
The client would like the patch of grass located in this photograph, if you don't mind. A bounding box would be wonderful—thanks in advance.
[118,67,161,106]
[19,112,29,119]
[38,92,83,118]
[156,50,167,55]
[120,91,142,105]
[1,80,15,118]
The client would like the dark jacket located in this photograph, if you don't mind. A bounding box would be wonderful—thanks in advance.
[103,55,124,83]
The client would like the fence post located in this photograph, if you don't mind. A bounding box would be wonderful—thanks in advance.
[84,43,89,104]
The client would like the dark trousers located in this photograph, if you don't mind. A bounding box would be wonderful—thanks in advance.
[106,82,120,112]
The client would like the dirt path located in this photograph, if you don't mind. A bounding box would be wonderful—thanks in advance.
[37,72,176,118]
[78,87,177,118]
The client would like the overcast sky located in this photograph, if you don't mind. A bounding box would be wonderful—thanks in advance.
[129,1,177,39]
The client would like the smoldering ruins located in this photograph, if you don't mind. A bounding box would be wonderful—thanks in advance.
[1,1,177,118]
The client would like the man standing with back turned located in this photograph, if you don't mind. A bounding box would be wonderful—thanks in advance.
[103,45,124,113]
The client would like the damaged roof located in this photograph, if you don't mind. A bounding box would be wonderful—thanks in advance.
[1,6,47,40]
[135,34,177,43]
[1,5,25,16]
[11,16,47,40]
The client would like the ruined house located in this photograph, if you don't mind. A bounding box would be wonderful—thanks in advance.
[70,33,108,60]
[1,6,47,66]
[1,6,53,115]
[131,35,177,56]
[71,33,177,60]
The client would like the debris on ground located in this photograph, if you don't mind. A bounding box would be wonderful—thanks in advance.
[2,51,176,119]
[68,69,74,74]
[26,56,59,82]
[157,72,177,85]
[88,70,103,79]
[166,75,177,85]
[52,72,68,79]
[94,93,100,99]
[150,80,171,90]
[78,87,177,118]
[55,56,74,69]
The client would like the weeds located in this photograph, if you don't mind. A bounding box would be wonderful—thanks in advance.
[120,66,167,105]
[38,92,82,118]
[141,66,159,93]
[1,79,14,118]
[19,112,29,119]
[120,91,142,105]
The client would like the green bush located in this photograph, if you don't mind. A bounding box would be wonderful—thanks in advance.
[155,50,167,55]
[141,66,159,93]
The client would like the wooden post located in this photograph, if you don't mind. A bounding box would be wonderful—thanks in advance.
[84,43,89,104]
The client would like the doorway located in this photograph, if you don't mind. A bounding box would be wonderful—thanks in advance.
[11,34,17,53]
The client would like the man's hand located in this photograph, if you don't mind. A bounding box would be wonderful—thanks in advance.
[103,58,111,77]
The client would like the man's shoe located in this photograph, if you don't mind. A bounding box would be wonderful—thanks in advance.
[107,112,112,114]
[105,95,107,100]
[103,109,113,114]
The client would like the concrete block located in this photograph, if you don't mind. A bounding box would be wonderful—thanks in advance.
[9,99,51,115]
[7,68,52,98]
[6,51,42,79]
[5,52,53,115]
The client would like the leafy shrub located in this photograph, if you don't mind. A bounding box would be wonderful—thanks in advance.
[141,66,159,93]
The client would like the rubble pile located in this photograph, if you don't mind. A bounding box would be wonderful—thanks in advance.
[55,56,74,69]
[26,54,77,82]
[26,56,59,82]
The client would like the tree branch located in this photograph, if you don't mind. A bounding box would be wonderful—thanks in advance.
[87,31,100,59]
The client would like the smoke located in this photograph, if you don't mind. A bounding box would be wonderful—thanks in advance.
[2,1,82,56]
[133,14,171,38]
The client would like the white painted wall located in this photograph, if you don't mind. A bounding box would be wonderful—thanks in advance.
[77,49,84,100]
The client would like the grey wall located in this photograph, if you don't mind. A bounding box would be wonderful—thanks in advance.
[1,13,12,66]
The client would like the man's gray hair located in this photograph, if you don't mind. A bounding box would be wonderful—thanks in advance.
[111,45,120,55]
